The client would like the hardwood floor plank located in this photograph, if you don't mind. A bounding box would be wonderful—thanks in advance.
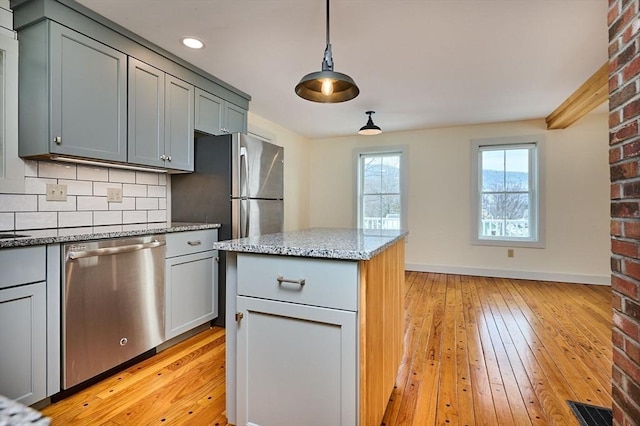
[40,274,612,426]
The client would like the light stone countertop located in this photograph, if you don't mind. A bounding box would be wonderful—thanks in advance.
[213,227,408,260]
[0,222,221,249]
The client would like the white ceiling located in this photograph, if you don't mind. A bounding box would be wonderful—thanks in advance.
[75,0,608,140]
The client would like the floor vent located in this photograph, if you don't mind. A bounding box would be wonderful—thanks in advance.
[567,400,612,426]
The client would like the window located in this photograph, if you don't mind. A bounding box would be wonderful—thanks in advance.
[471,135,545,247]
[355,147,407,230]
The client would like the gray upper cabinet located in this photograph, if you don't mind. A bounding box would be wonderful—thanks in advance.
[128,59,194,172]
[128,58,165,168]
[165,75,194,172]
[19,21,127,162]
[195,88,247,135]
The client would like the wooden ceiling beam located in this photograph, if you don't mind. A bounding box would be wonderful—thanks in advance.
[545,62,609,130]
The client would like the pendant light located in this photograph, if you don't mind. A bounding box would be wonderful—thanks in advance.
[359,111,382,135]
[295,0,359,103]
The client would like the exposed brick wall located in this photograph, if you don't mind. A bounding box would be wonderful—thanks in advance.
[609,1,640,425]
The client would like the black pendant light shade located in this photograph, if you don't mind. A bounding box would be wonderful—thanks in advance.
[295,0,359,103]
[359,111,382,135]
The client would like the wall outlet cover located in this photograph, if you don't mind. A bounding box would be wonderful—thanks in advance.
[46,183,67,201]
[107,187,123,203]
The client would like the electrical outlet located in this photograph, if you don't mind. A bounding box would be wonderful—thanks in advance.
[107,187,123,203]
[507,248,515,258]
[46,183,67,201]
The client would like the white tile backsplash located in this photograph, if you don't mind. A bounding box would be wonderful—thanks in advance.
[0,213,14,231]
[123,210,147,224]
[38,195,77,211]
[136,197,158,210]
[109,169,136,183]
[15,211,57,230]
[38,162,77,179]
[77,196,108,211]
[0,160,169,231]
[58,211,93,228]
[94,210,123,226]
[123,183,147,197]
[77,165,109,182]
[0,194,38,212]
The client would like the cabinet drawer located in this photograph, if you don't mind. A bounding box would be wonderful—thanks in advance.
[237,254,358,311]
[0,246,46,289]
[166,229,218,258]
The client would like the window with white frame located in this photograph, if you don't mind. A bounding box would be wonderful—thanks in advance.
[471,136,545,247]
[356,147,407,231]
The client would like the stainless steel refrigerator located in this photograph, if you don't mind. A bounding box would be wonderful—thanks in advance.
[171,132,284,326]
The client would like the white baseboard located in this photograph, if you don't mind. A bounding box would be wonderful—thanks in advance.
[405,263,611,286]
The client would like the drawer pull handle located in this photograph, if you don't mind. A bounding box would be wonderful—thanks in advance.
[277,276,306,286]
[187,240,202,246]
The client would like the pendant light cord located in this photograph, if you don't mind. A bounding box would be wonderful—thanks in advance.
[326,0,330,46]
[322,0,333,70]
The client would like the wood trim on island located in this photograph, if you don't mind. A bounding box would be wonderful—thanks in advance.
[359,238,405,426]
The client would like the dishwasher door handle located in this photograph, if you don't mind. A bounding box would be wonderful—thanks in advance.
[68,240,166,260]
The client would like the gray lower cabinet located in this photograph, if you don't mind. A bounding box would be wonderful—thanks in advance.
[0,246,47,406]
[129,58,194,172]
[235,254,358,426]
[195,88,247,135]
[19,20,127,162]
[165,229,218,340]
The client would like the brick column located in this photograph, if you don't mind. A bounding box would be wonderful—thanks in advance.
[609,1,640,425]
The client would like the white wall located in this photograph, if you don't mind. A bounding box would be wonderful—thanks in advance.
[248,112,311,231]
[309,113,611,285]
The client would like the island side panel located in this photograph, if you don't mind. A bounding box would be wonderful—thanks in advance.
[359,238,405,425]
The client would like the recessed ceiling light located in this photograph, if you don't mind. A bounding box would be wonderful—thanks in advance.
[181,37,204,49]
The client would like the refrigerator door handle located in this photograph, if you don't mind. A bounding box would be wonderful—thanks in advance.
[240,198,250,238]
[239,146,249,198]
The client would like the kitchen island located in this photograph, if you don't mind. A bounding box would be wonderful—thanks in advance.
[214,228,407,426]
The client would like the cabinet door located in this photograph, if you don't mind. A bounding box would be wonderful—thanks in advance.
[165,250,218,340]
[0,282,47,406]
[224,102,248,134]
[49,22,127,162]
[194,88,224,135]
[128,58,165,168]
[236,296,357,426]
[165,75,194,171]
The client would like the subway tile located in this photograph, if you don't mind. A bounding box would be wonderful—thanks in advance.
[123,210,147,224]
[148,185,166,198]
[159,198,167,210]
[77,196,108,211]
[136,197,158,210]
[147,209,167,223]
[94,225,124,233]
[38,195,77,211]
[158,174,167,185]
[0,213,14,231]
[24,177,56,195]
[0,194,37,212]
[123,223,149,231]
[108,197,135,211]
[15,211,57,229]
[123,183,147,197]
[77,165,109,182]
[38,161,76,179]
[93,181,122,196]
[57,226,93,236]
[58,211,92,228]
[109,169,136,183]
[60,179,93,196]
[24,161,38,177]
[93,210,122,226]
[136,172,159,185]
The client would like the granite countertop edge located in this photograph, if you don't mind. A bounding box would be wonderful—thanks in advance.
[0,222,221,249]
[213,228,409,261]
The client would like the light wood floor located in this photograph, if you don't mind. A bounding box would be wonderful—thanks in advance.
[41,272,612,425]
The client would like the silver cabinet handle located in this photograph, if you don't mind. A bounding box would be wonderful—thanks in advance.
[187,240,202,246]
[54,136,62,144]
[167,155,172,161]
[68,240,165,260]
[160,155,166,160]
[277,276,306,286]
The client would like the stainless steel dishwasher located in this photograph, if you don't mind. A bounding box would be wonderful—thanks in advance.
[62,235,166,389]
